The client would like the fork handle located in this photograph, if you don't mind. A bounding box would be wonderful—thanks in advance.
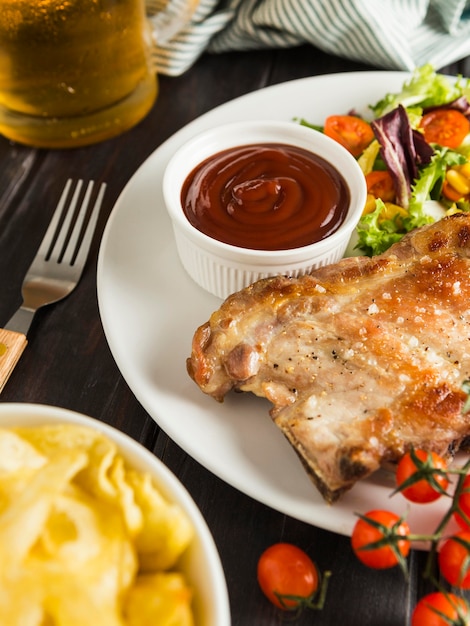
[4,306,35,335]
[0,329,28,393]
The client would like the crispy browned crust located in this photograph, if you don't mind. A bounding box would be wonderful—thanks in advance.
[187,214,470,502]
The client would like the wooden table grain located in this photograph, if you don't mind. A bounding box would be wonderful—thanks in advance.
[1,45,469,625]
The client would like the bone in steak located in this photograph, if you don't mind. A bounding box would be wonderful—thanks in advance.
[187,214,470,503]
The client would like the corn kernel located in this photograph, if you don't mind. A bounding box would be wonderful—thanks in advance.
[446,169,470,195]
[362,194,377,215]
[447,207,463,216]
[380,202,408,222]
[459,162,470,179]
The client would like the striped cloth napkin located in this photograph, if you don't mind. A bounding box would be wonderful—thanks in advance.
[147,0,470,77]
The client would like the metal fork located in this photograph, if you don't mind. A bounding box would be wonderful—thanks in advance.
[0,179,106,392]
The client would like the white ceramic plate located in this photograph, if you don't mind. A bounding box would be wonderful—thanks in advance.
[97,71,459,538]
[0,403,230,626]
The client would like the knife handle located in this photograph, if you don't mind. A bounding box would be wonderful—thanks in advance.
[0,328,28,393]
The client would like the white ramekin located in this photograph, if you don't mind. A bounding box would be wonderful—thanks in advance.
[163,120,367,299]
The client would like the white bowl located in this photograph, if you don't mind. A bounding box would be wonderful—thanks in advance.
[163,120,367,299]
[0,403,230,626]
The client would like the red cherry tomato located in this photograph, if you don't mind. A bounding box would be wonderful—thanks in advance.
[351,509,410,569]
[438,531,470,588]
[395,449,449,503]
[324,115,375,157]
[419,109,470,148]
[365,170,396,202]
[257,543,319,610]
[412,592,469,626]
[455,474,470,530]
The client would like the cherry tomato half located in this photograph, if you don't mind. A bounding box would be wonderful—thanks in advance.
[257,543,319,610]
[395,449,449,504]
[351,510,410,569]
[438,531,470,588]
[365,170,396,202]
[412,592,470,626]
[455,475,470,530]
[419,109,470,148]
[324,115,375,157]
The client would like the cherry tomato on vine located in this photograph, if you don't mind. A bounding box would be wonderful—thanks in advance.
[257,543,319,610]
[455,474,470,530]
[419,109,470,148]
[351,509,410,569]
[395,449,449,503]
[365,170,396,202]
[412,592,470,626]
[438,531,470,588]
[324,115,375,157]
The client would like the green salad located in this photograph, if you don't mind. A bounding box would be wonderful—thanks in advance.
[300,64,470,256]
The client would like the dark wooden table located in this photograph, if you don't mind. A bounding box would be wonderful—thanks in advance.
[1,45,470,625]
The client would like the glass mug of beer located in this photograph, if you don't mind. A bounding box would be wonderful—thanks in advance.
[0,0,194,148]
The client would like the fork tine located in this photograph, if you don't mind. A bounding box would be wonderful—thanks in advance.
[69,181,107,269]
[36,178,74,259]
[50,179,84,263]
[60,180,93,266]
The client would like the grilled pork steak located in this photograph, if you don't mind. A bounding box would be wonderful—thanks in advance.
[187,214,470,503]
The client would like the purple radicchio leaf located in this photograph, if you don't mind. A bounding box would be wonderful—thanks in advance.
[371,105,433,209]
[412,127,435,165]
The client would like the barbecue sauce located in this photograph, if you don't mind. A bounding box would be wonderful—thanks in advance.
[181,143,350,251]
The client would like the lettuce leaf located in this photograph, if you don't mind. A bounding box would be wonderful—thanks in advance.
[355,200,404,256]
[405,148,466,227]
[371,64,469,118]
[355,148,467,256]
